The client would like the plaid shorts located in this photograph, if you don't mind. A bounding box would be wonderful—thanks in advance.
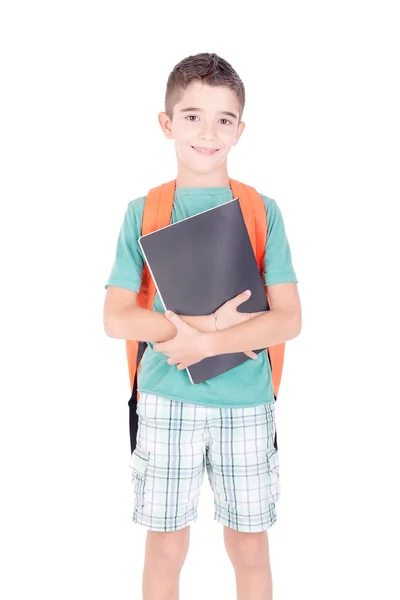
[129,392,280,533]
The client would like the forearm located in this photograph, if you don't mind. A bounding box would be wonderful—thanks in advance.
[206,309,301,356]
[106,305,214,342]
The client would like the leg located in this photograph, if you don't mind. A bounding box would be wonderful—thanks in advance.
[224,527,273,600]
[132,394,206,597]
[205,403,279,599]
[143,526,191,600]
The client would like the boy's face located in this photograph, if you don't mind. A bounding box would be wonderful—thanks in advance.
[158,80,245,178]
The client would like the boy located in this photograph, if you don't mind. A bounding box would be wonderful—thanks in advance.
[103,52,301,600]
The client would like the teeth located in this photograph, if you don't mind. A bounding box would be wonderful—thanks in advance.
[193,147,217,153]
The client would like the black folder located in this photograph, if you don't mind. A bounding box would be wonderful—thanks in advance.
[138,198,269,384]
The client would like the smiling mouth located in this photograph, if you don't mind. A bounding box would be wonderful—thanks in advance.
[191,146,220,155]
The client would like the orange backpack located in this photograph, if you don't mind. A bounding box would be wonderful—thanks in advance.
[127,178,284,453]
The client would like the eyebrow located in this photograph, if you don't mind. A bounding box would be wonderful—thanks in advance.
[179,107,238,120]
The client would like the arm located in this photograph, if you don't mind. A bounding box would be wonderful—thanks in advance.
[105,297,215,342]
[103,286,263,344]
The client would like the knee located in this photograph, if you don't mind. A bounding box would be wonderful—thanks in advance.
[145,527,190,573]
[224,528,269,570]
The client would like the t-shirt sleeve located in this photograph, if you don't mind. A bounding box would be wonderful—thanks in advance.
[104,201,144,293]
[262,198,298,286]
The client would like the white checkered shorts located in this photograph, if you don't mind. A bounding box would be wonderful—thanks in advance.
[129,393,280,533]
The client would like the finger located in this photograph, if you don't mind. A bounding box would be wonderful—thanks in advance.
[167,357,179,365]
[244,351,258,360]
[176,363,186,371]
[230,290,251,309]
[165,310,187,329]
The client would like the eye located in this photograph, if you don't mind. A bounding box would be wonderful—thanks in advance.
[185,115,232,125]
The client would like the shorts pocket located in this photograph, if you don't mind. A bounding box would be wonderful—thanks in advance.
[265,447,281,503]
[129,445,150,508]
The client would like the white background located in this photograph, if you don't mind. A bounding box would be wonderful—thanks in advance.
[1,1,399,599]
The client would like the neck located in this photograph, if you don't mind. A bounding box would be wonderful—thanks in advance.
[175,161,230,188]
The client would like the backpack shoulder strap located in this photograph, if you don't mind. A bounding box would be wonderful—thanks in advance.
[229,178,256,256]
[230,178,285,401]
[229,179,266,270]
[142,179,176,235]
[137,180,175,309]
[126,180,175,391]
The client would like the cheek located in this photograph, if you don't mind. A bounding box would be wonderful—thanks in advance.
[218,130,236,149]
[174,142,193,162]
[225,130,238,144]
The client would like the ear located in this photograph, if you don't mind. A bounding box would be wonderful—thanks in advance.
[158,112,174,139]
[233,121,245,146]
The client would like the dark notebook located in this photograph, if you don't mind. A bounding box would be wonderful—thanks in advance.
[138,198,269,384]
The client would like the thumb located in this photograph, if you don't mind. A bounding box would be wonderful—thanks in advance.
[231,289,251,308]
[165,310,185,327]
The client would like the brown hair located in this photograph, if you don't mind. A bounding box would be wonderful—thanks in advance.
[165,52,245,122]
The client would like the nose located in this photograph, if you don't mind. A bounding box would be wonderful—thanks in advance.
[198,121,217,141]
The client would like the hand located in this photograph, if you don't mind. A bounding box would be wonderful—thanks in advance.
[214,290,264,329]
[154,311,212,370]
[154,310,259,371]
[213,290,264,360]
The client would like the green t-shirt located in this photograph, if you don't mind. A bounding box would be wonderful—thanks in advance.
[105,186,298,408]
